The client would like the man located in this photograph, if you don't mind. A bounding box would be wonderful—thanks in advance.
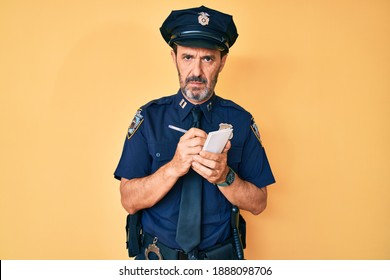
[114,6,275,260]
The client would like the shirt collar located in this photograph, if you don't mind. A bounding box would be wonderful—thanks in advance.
[175,90,216,123]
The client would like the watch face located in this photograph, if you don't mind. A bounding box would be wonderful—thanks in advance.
[226,169,235,185]
[217,168,235,187]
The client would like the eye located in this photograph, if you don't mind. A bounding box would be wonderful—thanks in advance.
[183,55,193,61]
[203,56,214,62]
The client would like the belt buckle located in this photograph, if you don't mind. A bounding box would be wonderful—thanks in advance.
[187,248,199,260]
[144,237,163,260]
[178,251,188,260]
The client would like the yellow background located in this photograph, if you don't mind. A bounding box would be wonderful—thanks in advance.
[1,0,389,259]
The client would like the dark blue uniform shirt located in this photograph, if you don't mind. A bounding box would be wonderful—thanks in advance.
[114,90,275,250]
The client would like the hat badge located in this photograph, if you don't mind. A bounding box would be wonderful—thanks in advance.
[198,12,210,26]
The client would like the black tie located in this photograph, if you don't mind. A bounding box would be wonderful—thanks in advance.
[176,107,203,253]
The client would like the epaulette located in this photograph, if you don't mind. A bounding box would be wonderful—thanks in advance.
[219,98,247,113]
[141,96,173,109]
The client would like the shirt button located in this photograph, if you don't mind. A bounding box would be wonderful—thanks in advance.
[156,153,161,157]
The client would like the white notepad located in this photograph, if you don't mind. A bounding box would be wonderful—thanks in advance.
[202,128,233,154]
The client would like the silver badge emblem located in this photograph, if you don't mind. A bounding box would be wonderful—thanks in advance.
[198,12,210,26]
[219,123,233,140]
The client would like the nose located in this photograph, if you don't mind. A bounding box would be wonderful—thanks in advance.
[192,58,203,77]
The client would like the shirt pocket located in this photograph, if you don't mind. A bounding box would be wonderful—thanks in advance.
[227,146,243,171]
[149,141,177,172]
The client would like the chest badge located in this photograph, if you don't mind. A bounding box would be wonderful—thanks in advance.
[219,123,234,140]
[198,12,210,26]
[127,109,144,140]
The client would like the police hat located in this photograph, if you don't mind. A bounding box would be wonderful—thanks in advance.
[160,6,238,52]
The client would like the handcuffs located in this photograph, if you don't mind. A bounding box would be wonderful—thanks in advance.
[144,237,163,260]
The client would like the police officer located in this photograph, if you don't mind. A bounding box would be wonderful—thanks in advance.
[114,6,275,260]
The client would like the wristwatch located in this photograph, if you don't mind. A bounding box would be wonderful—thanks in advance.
[217,167,235,187]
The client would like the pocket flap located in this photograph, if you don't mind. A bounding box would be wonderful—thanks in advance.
[150,142,176,162]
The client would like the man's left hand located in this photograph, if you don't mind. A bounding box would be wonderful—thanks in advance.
[191,141,231,184]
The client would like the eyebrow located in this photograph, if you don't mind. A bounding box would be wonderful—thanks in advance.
[202,54,216,60]
[180,53,216,59]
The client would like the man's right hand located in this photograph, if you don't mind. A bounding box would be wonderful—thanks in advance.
[169,128,207,177]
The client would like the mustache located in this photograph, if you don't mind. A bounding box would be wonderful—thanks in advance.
[185,76,207,84]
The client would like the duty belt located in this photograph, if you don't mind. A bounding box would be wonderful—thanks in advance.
[142,232,237,260]
[143,233,198,260]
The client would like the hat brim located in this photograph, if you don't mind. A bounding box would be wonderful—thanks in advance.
[172,39,228,52]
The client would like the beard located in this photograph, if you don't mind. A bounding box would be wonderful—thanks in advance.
[178,71,220,103]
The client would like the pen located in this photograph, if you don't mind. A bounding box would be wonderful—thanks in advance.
[168,125,188,134]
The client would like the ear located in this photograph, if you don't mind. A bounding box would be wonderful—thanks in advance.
[219,54,228,73]
[170,49,177,65]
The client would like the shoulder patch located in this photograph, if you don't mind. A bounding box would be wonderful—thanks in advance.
[127,109,144,140]
[250,118,263,146]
